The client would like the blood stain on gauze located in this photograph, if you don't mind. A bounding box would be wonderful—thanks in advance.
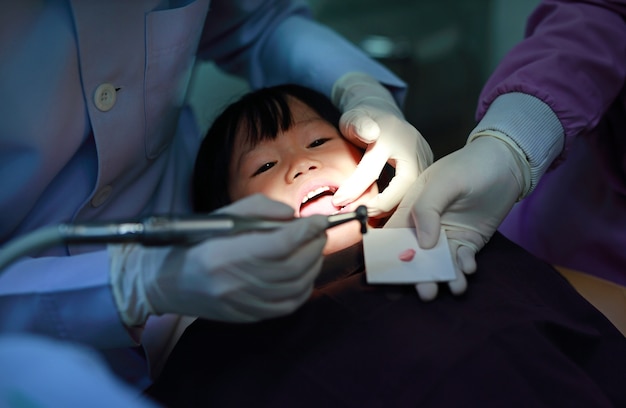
[398,248,416,262]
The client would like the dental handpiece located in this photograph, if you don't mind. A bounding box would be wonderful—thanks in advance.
[0,206,368,273]
[58,204,369,246]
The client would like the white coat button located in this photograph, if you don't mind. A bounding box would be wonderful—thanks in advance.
[91,185,113,207]
[94,83,117,112]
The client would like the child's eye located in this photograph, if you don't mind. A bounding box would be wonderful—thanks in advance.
[308,138,331,148]
[252,162,276,176]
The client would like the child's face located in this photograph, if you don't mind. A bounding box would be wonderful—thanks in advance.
[228,97,379,254]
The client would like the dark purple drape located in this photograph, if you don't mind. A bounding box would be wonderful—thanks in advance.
[147,233,626,407]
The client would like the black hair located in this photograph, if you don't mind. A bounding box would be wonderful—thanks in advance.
[192,84,343,213]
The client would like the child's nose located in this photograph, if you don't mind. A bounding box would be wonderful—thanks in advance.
[287,155,322,182]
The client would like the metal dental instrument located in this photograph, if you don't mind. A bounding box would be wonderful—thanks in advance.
[57,205,368,245]
[0,206,368,273]
[327,205,368,234]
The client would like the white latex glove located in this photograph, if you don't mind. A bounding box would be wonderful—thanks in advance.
[409,135,530,300]
[109,195,328,327]
[331,72,433,217]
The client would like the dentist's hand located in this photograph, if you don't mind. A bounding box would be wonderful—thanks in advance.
[109,195,328,327]
[410,135,530,300]
[331,72,433,217]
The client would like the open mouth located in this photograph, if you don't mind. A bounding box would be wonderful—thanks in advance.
[299,186,344,217]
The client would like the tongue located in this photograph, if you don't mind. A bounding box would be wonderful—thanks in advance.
[300,195,341,217]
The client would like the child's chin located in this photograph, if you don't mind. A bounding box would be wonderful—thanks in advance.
[323,222,364,255]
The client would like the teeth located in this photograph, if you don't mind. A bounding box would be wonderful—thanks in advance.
[301,186,335,204]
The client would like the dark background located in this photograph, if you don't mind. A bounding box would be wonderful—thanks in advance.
[187,0,540,160]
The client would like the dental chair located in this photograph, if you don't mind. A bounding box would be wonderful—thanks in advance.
[555,266,626,337]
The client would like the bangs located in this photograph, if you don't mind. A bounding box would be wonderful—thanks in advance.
[236,90,295,149]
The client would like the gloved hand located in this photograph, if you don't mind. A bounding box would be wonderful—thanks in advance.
[331,72,433,217]
[409,134,530,300]
[109,195,328,327]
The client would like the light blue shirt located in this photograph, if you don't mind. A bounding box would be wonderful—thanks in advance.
[0,0,405,388]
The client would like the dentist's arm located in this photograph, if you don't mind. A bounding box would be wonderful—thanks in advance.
[110,195,328,326]
[410,0,626,300]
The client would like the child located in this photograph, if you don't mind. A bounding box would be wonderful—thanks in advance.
[147,85,626,407]
[193,84,391,255]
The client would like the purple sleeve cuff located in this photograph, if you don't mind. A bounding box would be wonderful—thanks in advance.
[470,92,564,192]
